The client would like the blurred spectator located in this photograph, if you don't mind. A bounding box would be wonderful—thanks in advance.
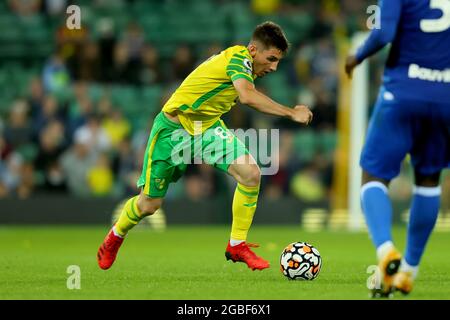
[8,0,41,16]
[32,95,63,140]
[251,0,280,15]
[311,37,337,92]
[197,164,221,196]
[87,152,114,196]
[97,95,113,119]
[42,53,71,94]
[170,45,195,83]
[262,131,294,199]
[3,100,32,150]
[60,129,97,196]
[43,0,68,16]
[67,82,93,136]
[108,41,137,84]
[308,78,337,130]
[122,22,145,62]
[295,43,315,85]
[77,41,102,82]
[0,150,33,198]
[102,109,130,148]
[97,18,117,82]
[290,152,330,203]
[17,160,35,198]
[226,102,253,130]
[34,120,67,192]
[0,151,21,197]
[139,44,163,85]
[196,43,223,67]
[28,77,45,120]
[184,174,207,201]
[183,164,217,201]
[73,114,111,154]
[114,137,140,196]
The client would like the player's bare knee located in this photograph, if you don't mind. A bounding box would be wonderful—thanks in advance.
[240,165,261,187]
[414,171,441,187]
[362,171,390,186]
[137,196,162,217]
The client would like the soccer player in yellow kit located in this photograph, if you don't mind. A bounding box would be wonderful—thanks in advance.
[97,21,313,271]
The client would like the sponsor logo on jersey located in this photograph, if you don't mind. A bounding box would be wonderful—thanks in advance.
[408,64,450,83]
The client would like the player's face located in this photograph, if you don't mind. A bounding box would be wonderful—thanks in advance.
[250,45,283,77]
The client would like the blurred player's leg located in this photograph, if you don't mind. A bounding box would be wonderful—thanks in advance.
[404,184,440,270]
[226,155,269,270]
[359,94,415,297]
[361,174,402,297]
[359,95,410,253]
[394,172,441,294]
[360,178,393,249]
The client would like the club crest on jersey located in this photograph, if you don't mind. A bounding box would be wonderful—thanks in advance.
[154,178,166,190]
[243,58,253,74]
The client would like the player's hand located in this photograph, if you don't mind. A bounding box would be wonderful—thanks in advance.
[290,105,313,125]
[345,55,360,78]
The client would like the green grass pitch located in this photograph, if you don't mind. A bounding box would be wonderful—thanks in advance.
[1,225,450,299]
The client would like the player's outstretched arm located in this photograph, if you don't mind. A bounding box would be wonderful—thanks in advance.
[233,78,313,125]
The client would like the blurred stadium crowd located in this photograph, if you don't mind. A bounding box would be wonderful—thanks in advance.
[0,0,382,203]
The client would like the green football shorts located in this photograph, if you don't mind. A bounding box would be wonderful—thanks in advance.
[137,112,249,198]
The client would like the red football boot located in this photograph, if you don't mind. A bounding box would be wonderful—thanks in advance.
[225,241,270,270]
[97,227,124,270]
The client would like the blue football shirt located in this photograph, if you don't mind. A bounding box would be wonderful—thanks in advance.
[356,0,450,103]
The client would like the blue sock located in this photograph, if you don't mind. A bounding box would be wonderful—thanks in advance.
[361,182,392,248]
[405,186,440,266]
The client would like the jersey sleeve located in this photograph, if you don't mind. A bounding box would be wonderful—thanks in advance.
[356,0,402,62]
[226,53,254,83]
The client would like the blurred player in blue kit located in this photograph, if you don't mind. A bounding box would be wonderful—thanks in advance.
[345,0,450,297]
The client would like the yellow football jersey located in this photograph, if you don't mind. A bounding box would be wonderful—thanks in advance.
[162,45,256,135]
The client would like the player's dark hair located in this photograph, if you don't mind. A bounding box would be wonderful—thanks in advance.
[252,21,290,54]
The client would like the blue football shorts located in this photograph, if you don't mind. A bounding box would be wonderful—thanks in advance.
[360,87,450,180]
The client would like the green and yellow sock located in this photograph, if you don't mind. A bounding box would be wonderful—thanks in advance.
[114,196,143,237]
[230,183,260,243]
